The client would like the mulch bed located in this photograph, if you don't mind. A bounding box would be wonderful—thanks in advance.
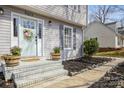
[98,48,121,52]
[0,72,15,88]
[89,62,124,88]
[62,57,113,76]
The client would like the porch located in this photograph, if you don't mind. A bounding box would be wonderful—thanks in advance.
[1,57,68,88]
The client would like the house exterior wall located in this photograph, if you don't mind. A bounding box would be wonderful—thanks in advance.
[0,5,84,60]
[0,7,11,54]
[84,22,117,48]
[14,5,87,26]
[115,36,124,48]
[106,23,116,31]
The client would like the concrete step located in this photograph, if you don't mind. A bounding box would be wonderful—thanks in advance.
[7,60,61,72]
[5,60,68,88]
[12,62,62,73]
[12,64,64,79]
[20,56,40,62]
[14,69,68,88]
[32,76,70,88]
[5,61,62,80]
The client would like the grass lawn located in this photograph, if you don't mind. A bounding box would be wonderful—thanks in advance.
[95,49,124,58]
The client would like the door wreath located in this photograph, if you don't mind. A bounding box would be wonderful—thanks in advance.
[23,29,34,41]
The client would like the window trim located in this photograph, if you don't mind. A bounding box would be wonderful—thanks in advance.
[63,25,73,50]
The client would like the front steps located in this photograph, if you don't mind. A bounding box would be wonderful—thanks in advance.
[5,60,68,88]
[21,56,40,62]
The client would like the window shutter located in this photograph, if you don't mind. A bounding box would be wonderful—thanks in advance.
[73,28,76,50]
[59,24,64,50]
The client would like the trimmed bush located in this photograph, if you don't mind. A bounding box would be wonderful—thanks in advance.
[84,38,99,57]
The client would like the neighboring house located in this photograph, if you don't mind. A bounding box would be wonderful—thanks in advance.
[84,21,124,48]
[0,5,87,60]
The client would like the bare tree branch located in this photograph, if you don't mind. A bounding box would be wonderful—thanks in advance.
[89,5,124,24]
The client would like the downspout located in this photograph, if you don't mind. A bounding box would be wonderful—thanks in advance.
[82,5,88,57]
[82,26,85,57]
[82,27,84,57]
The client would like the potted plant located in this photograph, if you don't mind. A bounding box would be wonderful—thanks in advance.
[3,46,21,67]
[51,47,60,60]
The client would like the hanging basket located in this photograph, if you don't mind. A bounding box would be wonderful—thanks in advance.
[23,29,34,41]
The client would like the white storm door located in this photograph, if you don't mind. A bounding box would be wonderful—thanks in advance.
[19,18,37,56]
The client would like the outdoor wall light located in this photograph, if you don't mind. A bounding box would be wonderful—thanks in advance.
[48,20,52,26]
[48,20,52,24]
[0,7,4,15]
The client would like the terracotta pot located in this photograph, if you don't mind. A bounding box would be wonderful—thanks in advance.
[51,53,60,60]
[4,55,20,67]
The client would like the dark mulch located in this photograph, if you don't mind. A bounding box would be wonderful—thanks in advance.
[62,57,112,76]
[89,62,124,88]
[0,72,15,88]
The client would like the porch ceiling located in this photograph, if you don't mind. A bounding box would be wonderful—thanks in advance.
[12,5,84,28]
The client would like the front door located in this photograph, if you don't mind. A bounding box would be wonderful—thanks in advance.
[19,18,37,56]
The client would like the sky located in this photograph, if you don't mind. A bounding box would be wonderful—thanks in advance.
[88,5,124,24]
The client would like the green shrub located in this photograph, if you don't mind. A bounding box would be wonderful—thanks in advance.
[53,47,60,53]
[84,38,99,57]
[10,46,21,56]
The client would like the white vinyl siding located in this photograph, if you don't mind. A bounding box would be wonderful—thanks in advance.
[15,5,87,25]
[0,8,11,54]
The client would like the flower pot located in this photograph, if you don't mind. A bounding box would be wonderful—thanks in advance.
[3,55,20,67]
[51,53,60,60]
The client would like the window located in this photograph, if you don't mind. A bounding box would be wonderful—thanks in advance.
[65,5,68,7]
[64,26,72,49]
[74,6,77,10]
[23,19,35,29]
[13,17,19,37]
[118,37,122,46]
[78,5,81,13]
[38,23,42,39]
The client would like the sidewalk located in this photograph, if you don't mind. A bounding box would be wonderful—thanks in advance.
[35,58,124,88]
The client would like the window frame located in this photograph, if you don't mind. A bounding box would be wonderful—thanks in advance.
[63,25,73,50]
